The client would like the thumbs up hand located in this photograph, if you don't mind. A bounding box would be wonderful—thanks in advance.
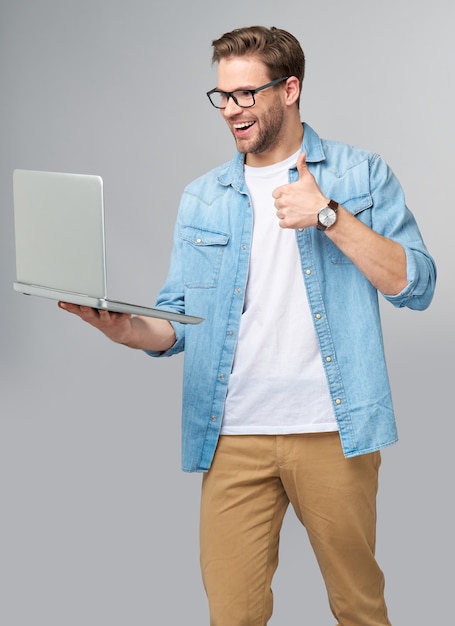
[272,152,329,230]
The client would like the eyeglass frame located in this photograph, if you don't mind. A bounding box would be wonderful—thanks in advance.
[206,76,290,109]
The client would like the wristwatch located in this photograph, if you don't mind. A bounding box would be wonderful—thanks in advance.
[316,199,338,231]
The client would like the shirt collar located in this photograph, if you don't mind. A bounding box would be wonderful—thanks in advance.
[219,122,326,189]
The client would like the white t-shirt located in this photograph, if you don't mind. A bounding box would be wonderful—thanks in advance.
[221,151,337,434]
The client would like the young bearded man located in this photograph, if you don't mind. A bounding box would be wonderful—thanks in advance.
[60,25,436,626]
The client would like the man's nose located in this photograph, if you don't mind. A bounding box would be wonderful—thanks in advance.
[223,96,243,116]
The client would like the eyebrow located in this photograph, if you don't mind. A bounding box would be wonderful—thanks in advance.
[216,85,257,92]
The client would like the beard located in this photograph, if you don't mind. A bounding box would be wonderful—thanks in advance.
[231,98,285,155]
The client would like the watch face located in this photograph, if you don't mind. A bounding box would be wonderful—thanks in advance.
[318,207,337,227]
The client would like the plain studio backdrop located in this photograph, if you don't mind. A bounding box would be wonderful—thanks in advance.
[0,1,452,624]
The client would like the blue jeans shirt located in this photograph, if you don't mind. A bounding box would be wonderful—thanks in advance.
[147,123,436,472]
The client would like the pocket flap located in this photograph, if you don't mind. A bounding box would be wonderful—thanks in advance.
[180,226,230,247]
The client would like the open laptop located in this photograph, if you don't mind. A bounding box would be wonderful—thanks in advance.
[12,169,203,325]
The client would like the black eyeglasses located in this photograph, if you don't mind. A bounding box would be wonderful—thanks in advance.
[206,76,290,109]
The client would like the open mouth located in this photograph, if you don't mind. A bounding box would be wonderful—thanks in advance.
[233,121,255,134]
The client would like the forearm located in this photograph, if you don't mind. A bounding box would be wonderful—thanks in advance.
[325,206,407,295]
[121,316,177,352]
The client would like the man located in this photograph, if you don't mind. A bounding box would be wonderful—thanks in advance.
[60,25,436,626]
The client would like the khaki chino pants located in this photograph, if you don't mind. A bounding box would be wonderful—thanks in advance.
[200,433,391,626]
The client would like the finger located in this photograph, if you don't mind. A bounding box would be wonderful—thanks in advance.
[58,302,103,321]
[272,186,283,200]
[58,301,83,315]
[296,151,308,178]
[81,307,123,324]
[80,305,103,318]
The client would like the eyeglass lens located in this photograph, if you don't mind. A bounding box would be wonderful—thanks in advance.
[210,90,255,109]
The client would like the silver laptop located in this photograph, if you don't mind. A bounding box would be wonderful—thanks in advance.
[13,169,203,325]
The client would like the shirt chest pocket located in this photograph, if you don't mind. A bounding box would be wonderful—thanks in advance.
[323,161,373,265]
[179,225,230,288]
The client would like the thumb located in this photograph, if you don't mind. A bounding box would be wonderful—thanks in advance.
[296,152,308,179]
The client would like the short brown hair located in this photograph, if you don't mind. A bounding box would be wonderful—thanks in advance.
[211,25,305,97]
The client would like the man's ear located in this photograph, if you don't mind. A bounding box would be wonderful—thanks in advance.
[284,76,301,106]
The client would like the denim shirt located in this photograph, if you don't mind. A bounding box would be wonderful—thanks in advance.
[147,123,436,473]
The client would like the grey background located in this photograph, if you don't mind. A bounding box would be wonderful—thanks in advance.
[1,1,452,624]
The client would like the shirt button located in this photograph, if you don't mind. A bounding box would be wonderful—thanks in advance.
[305,269,311,275]
[315,313,322,320]
[196,237,202,244]
[335,399,342,405]
[211,415,217,422]
[242,244,247,250]
[235,288,241,294]
[219,374,225,380]
[326,356,332,363]
[227,330,233,336]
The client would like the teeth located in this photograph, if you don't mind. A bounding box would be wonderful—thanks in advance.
[234,122,254,130]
